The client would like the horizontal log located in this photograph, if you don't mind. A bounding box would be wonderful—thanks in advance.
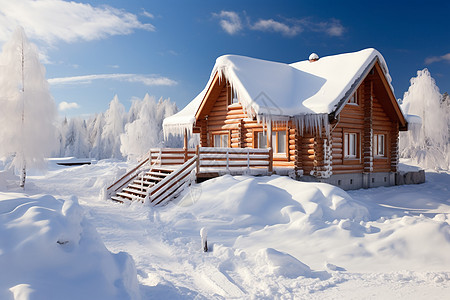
[333,142,342,149]
[332,158,343,164]
[226,114,248,120]
[273,161,295,167]
[339,117,364,124]
[332,164,364,170]
[335,122,364,129]
[243,123,264,129]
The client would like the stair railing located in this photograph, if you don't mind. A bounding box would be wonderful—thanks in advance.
[106,149,163,199]
[146,154,198,206]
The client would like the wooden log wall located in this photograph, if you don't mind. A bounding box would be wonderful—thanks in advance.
[372,94,392,172]
[390,121,399,172]
[363,80,373,173]
[198,80,293,167]
[331,86,364,175]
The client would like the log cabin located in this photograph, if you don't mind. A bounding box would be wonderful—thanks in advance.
[163,48,409,190]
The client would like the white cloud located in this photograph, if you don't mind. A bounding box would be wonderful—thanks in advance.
[425,53,450,65]
[58,101,80,111]
[141,10,154,19]
[251,19,301,37]
[213,11,243,35]
[0,0,155,44]
[48,73,177,86]
[306,19,345,37]
[213,11,345,38]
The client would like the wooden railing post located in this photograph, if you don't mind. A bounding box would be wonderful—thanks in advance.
[226,149,230,173]
[196,145,200,175]
[268,147,273,173]
[247,148,250,171]
[183,128,188,162]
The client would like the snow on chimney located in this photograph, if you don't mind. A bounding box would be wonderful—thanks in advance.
[309,53,319,62]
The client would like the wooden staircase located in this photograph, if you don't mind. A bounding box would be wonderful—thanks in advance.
[106,150,198,206]
[111,166,174,203]
[106,146,272,206]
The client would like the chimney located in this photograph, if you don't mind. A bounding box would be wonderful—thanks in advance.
[309,53,319,62]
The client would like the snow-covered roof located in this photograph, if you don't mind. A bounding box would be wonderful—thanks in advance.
[164,48,395,137]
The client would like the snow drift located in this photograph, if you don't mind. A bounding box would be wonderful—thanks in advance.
[0,194,140,300]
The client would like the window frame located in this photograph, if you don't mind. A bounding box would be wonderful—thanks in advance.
[344,132,357,158]
[253,129,288,156]
[212,132,229,148]
[373,133,387,157]
[343,130,361,163]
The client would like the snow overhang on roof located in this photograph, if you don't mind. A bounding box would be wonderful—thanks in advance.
[163,48,401,138]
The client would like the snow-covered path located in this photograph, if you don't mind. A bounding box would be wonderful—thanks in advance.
[20,161,450,299]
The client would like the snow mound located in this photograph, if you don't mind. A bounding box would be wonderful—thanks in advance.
[0,194,140,300]
[256,248,312,278]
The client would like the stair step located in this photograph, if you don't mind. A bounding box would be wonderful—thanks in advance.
[115,192,134,200]
[128,183,153,190]
[141,175,164,181]
[122,188,147,197]
[111,196,125,203]
[152,167,175,173]
[116,191,145,200]
[147,171,171,178]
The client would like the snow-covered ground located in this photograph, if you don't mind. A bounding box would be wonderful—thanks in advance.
[1,159,449,299]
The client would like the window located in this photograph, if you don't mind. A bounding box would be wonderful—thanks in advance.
[348,89,359,105]
[272,130,287,154]
[373,134,385,156]
[257,131,267,148]
[344,132,358,158]
[256,130,287,154]
[227,83,239,105]
[213,134,229,148]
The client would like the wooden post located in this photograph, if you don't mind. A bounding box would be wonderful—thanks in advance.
[268,147,273,173]
[183,128,188,162]
[196,145,200,176]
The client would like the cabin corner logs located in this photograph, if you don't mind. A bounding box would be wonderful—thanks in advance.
[192,65,401,181]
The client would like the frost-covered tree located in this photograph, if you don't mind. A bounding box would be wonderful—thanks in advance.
[64,117,90,158]
[120,94,180,160]
[102,95,125,159]
[0,27,57,187]
[400,69,449,170]
[88,113,104,159]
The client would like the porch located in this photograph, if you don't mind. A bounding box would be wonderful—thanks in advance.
[106,146,274,205]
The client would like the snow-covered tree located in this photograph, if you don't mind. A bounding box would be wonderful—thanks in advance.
[87,113,104,159]
[64,117,90,158]
[0,27,57,187]
[400,68,449,170]
[101,95,125,159]
[120,94,180,160]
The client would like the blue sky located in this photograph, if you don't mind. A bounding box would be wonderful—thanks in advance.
[1,0,449,116]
